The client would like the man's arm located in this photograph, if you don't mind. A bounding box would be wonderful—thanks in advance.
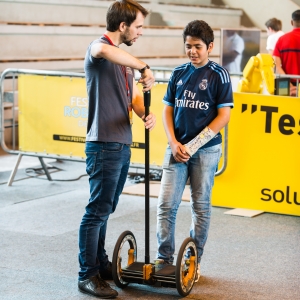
[92,42,145,70]
[91,43,154,91]
[131,78,156,131]
[274,56,297,96]
[163,105,189,162]
[274,56,285,74]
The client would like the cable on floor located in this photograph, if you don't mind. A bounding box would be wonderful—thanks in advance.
[25,166,87,181]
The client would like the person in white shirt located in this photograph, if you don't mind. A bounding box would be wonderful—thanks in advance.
[265,18,284,55]
[222,30,245,73]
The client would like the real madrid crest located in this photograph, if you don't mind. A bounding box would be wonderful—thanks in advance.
[199,79,208,90]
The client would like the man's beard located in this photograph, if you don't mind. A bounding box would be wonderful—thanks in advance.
[121,28,134,46]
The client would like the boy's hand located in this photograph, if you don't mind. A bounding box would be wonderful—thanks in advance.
[170,141,190,163]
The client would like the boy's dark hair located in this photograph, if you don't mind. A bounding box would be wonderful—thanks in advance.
[183,20,214,49]
[265,18,282,31]
[292,10,300,22]
[106,0,148,32]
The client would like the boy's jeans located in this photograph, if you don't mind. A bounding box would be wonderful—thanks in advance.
[156,144,222,264]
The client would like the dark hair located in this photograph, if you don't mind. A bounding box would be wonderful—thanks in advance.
[292,10,300,22]
[106,0,148,32]
[265,18,282,31]
[183,20,214,49]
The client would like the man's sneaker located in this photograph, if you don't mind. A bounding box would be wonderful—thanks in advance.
[99,261,113,280]
[78,273,118,299]
[195,263,201,282]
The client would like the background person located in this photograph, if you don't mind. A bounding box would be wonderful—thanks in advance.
[265,18,284,55]
[156,20,233,283]
[273,10,300,96]
[222,30,245,73]
[78,0,156,298]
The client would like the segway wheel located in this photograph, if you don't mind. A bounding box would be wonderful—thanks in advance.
[175,237,198,297]
[112,230,137,288]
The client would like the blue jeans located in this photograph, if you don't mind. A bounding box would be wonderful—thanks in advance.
[78,141,131,280]
[156,143,222,264]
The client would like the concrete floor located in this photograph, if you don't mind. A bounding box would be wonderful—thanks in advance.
[0,151,299,300]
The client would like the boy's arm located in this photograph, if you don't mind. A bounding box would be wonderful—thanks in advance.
[163,105,190,162]
[207,106,231,133]
[184,106,231,157]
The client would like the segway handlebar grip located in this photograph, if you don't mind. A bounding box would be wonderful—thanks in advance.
[144,90,151,113]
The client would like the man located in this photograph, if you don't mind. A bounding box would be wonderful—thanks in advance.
[156,20,233,282]
[273,10,300,96]
[78,1,156,298]
[265,18,284,55]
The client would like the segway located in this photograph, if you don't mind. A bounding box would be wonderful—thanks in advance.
[112,91,198,297]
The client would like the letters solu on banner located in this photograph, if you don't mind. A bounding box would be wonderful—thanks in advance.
[18,75,299,216]
[261,186,299,205]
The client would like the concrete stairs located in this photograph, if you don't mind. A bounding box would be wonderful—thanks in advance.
[0,0,250,72]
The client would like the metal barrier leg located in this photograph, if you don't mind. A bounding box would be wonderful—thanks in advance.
[7,153,23,186]
[38,157,52,181]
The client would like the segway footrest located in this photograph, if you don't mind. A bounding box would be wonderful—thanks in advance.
[123,261,144,273]
[154,264,176,276]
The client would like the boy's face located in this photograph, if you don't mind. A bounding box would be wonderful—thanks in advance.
[184,36,213,68]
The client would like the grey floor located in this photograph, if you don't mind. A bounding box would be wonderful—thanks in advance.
[0,152,299,300]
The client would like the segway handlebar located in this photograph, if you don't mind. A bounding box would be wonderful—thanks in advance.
[144,90,150,264]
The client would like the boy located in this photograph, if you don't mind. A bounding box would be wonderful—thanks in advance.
[265,18,284,55]
[156,20,233,282]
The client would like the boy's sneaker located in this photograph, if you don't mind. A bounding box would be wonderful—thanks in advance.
[154,259,170,271]
[195,263,201,282]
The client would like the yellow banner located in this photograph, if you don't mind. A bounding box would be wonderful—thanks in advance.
[18,75,300,215]
[131,84,168,167]
[212,92,300,216]
[19,75,87,158]
[18,75,168,162]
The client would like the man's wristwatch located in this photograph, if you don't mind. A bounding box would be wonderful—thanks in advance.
[139,64,150,73]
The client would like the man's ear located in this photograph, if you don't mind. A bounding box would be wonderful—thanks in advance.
[119,22,127,32]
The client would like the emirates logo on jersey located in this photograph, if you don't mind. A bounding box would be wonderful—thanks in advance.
[199,79,208,90]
